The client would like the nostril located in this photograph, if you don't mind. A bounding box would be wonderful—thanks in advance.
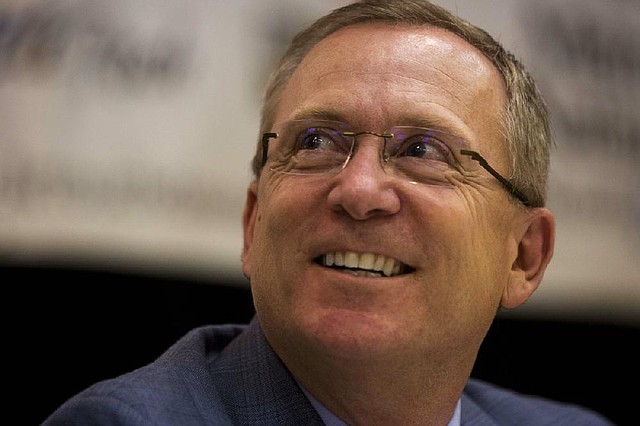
[327,173,401,221]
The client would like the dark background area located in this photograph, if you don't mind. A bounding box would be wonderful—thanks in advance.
[6,265,637,425]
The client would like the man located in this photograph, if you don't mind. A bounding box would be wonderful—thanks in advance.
[44,1,613,424]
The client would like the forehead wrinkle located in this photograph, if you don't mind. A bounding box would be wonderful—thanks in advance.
[401,57,467,99]
[312,71,465,120]
[407,61,490,112]
[313,66,472,119]
[397,76,465,108]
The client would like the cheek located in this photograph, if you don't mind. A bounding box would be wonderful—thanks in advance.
[260,185,314,246]
[462,211,516,306]
[428,202,512,309]
[249,178,331,334]
[248,201,292,323]
[250,176,320,283]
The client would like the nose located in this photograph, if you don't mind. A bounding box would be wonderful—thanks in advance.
[327,137,401,220]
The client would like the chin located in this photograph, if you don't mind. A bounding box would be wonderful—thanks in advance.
[299,307,404,359]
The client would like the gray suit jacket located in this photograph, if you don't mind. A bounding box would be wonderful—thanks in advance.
[43,316,614,425]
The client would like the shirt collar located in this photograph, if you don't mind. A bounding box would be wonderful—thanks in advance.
[301,384,462,426]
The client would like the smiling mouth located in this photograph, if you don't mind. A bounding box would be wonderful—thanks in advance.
[315,251,413,277]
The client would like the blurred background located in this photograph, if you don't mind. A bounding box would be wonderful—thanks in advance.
[1,0,638,424]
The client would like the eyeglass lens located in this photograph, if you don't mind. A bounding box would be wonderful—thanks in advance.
[268,120,471,185]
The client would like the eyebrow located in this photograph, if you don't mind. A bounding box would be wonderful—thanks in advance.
[397,115,466,136]
[287,109,469,142]
[289,108,346,123]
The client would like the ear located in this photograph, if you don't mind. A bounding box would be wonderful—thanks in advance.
[241,181,259,279]
[501,208,555,309]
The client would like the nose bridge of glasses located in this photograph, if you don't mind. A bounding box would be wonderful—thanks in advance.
[343,130,393,141]
[342,130,393,161]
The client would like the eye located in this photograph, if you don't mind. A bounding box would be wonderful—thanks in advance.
[399,134,452,163]
[295,127,343,152]
[301,132,331,150]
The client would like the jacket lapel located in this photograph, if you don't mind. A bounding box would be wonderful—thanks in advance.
[211,317,325,425]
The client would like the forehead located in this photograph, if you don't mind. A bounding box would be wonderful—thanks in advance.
[275,23,507,156]
[308,23,496,79]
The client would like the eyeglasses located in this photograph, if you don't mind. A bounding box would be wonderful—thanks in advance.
[261,119,531,207]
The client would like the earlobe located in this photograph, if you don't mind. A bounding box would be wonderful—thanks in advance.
[241,181,259,279]
[501,208,555,309]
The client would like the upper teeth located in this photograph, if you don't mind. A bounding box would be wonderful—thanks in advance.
[322,251,401,277]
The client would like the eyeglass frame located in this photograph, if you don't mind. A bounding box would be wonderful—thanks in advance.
[260,124,532,208]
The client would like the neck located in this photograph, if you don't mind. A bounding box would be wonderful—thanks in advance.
[280,345,474,426]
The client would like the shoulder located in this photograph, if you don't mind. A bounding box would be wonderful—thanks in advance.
[462,379,615,426]
[42,323,248,425]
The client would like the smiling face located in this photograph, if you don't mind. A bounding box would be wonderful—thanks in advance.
[243,24,537,365]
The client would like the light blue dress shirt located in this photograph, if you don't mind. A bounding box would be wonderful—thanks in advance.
[301,385,462,426]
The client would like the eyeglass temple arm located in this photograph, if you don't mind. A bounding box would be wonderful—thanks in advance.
[460,149,532,207]
[261,133,278,168]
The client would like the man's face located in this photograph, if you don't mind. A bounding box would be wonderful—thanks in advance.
[243,24,529,362]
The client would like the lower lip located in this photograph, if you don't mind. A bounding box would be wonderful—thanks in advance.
[336,268,386,278]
